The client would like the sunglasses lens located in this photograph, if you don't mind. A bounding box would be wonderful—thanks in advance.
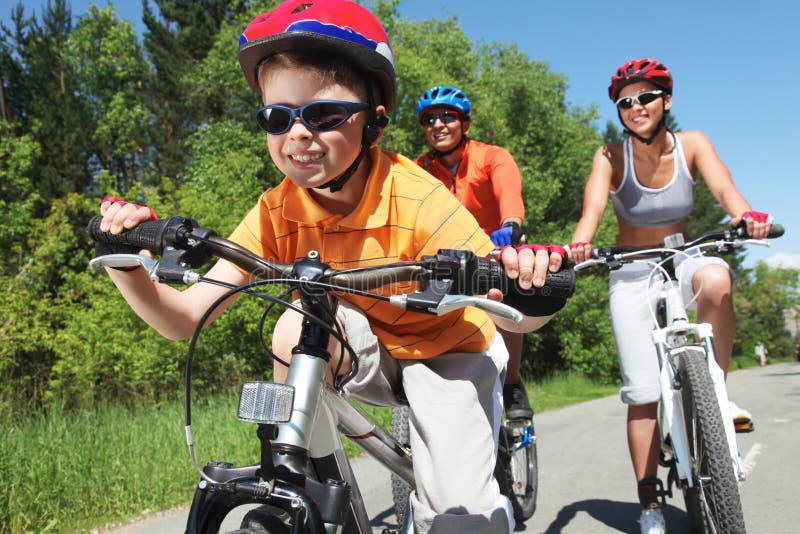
[257,107,292,134]
[637,92,659,105]
[303,102,349,130]
[617,97,634,109]
[423,112,459,126]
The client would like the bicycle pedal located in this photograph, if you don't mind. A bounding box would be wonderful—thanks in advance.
[381,530,398,534]
[734,421,754,433]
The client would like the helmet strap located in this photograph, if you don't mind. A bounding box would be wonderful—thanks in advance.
[617,101,669,145]
[316,77,386,194]
[434,122,469,159]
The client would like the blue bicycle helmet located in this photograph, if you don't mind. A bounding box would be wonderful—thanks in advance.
[416,85,471,123]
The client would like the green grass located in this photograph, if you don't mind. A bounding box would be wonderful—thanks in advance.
[527,372,620,411]
[0,373,617,533]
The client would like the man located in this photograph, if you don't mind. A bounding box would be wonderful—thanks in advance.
[415,85,532,419]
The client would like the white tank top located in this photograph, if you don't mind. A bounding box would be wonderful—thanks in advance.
[611,134,696,227]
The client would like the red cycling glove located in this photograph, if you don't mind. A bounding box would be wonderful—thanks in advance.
[740,210,772,224]
[101,196,158,221]
[499,244,567,262]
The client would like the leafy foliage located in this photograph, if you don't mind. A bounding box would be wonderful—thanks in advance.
[0,0,795,417]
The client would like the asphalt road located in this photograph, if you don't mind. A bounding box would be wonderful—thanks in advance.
[99,362,800,533]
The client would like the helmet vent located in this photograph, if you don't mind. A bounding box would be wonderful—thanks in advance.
[292,4,313,14]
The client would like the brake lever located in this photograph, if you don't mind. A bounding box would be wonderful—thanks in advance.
[89,253,201,284]
[439,295,523,324]
[90,254,160,280]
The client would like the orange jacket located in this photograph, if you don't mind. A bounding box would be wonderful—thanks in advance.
[416,139,525,236]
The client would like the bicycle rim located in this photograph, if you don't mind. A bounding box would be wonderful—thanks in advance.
[495,418,538,521]
[678,347,746,534]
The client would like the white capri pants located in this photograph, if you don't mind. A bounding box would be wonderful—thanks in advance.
[335,300,515,534]
[608,251,731,405]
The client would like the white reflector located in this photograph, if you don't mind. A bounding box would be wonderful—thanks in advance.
[238,382,294,424]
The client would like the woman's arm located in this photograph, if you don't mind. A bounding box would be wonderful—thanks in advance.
[686,130,771,238]
[568,145,615,262]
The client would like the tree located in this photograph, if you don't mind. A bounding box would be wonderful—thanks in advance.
[0,0,92,199]
[733,263,800,364]
[67,4,152,192]
[141,0,254,184]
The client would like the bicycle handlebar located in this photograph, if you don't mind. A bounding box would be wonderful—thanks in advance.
[574,222,785,272]
[87,215,576,317]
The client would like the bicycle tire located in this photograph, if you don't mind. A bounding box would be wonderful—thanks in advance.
[495,418,538,521]
[237,504,292,533]
[390,405,413,527]
[678,346,746,534]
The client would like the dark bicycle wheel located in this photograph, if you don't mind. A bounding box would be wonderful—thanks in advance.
[235,504,292,533]
[390,405,413,528]
[678,346,746,534]
[495,417,538,521]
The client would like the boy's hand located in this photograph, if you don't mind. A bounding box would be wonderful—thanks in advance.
[99,196,157,234]
[498,245,565,290]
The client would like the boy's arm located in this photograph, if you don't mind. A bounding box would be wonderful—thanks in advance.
[106,259,248,341]
[98,199,250,340]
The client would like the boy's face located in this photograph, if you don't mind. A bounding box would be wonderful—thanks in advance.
[259,65,373,192]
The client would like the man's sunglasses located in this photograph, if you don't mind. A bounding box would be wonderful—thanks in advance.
[255,100,369,135]
[420,111,461,127]
[615,90,664,109]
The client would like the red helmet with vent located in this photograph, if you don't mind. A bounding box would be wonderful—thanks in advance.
[239,0,396,111]
[608,58,673,101]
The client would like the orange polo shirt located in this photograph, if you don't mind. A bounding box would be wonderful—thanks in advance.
[416,139,525,236]
[227,148,496,360]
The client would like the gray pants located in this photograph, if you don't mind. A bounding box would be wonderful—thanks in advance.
[339,301,514,534]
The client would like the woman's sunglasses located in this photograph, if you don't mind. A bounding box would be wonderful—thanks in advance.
[255,100,369,135]
[420,111,461,127]
[615,90,664,109]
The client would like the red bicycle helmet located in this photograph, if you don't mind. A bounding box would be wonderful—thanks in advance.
[238,0,396,111]
[608,58,673,101]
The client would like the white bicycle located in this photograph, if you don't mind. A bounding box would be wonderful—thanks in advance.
[574,222,783,534]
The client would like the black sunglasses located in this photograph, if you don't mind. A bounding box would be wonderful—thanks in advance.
[421,111,461,127]
[615,89,664,110]
[255,100,369,135]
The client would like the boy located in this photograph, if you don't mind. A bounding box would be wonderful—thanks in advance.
[96,1,564,532]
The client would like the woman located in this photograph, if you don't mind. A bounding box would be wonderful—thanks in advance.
[567,58,772,534]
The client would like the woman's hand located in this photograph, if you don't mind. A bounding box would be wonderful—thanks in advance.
[731,210,772,240]
[566,241,593,264]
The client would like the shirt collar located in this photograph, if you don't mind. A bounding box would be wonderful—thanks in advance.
[281,148,391,229]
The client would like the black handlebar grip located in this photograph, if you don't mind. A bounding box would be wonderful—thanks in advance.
[472,256,576,299]
[768,223,784,238]
[87,216,173,255]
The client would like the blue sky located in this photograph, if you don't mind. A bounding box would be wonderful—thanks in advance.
[5,0,798,268]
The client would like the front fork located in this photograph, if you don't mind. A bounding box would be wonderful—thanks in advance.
[654,323,744,489]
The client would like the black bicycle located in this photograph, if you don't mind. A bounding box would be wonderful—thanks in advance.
[88,215,573,533]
